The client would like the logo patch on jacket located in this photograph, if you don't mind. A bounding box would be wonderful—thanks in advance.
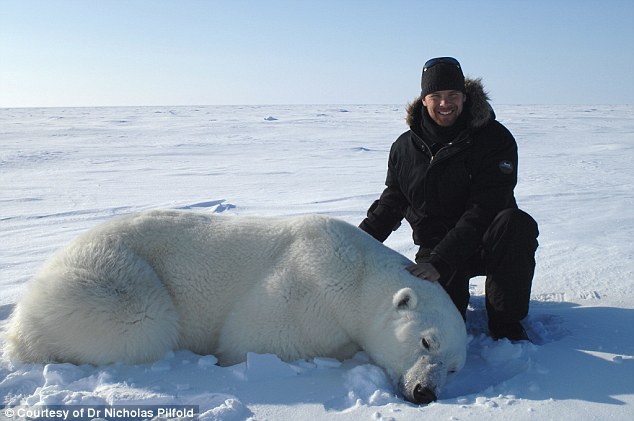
[499,160,514,174]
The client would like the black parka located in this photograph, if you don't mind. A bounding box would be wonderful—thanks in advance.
[360,78,519,273]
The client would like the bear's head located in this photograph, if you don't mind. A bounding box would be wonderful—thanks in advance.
[359,282,467,405]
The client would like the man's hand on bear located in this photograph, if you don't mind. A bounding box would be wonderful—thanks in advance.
[406,262,440,282]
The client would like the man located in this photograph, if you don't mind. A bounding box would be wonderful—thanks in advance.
[359,57,539,341]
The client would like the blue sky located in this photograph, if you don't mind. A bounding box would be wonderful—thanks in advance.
[2,0,633,107]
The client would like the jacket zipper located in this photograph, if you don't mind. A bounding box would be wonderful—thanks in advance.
[414,131,471,167]
[414,131,472,204]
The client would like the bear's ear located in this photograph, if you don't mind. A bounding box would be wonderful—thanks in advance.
[393,288,419,310]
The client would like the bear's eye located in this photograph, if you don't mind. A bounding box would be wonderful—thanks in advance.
[421,338,430,350]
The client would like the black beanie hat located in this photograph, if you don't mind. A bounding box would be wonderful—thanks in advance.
[421,57,466,97]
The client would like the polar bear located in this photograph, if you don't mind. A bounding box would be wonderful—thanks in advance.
[6,210,467,404]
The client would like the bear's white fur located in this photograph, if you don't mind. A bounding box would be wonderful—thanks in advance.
[6,211,467,403]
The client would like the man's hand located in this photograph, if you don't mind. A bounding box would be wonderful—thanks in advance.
[406,262,440,282]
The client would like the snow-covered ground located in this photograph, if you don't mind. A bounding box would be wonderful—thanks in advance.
[1,104,633,420]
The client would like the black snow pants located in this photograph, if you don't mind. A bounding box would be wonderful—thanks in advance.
[427,208,539,324]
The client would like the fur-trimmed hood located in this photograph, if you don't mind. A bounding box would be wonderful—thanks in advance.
[406,77,493,131]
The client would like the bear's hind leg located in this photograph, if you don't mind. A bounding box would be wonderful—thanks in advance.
[8,243,180,365]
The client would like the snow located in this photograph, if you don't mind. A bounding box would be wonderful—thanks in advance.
[1,104,633,420]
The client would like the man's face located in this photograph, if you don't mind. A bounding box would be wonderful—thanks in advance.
[422,90,467,127]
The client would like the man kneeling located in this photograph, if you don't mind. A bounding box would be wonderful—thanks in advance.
[360,57,539,341]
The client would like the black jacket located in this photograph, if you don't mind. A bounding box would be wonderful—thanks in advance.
[360,78,518,275]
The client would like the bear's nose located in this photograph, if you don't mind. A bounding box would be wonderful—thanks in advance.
[413,384,437,404]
